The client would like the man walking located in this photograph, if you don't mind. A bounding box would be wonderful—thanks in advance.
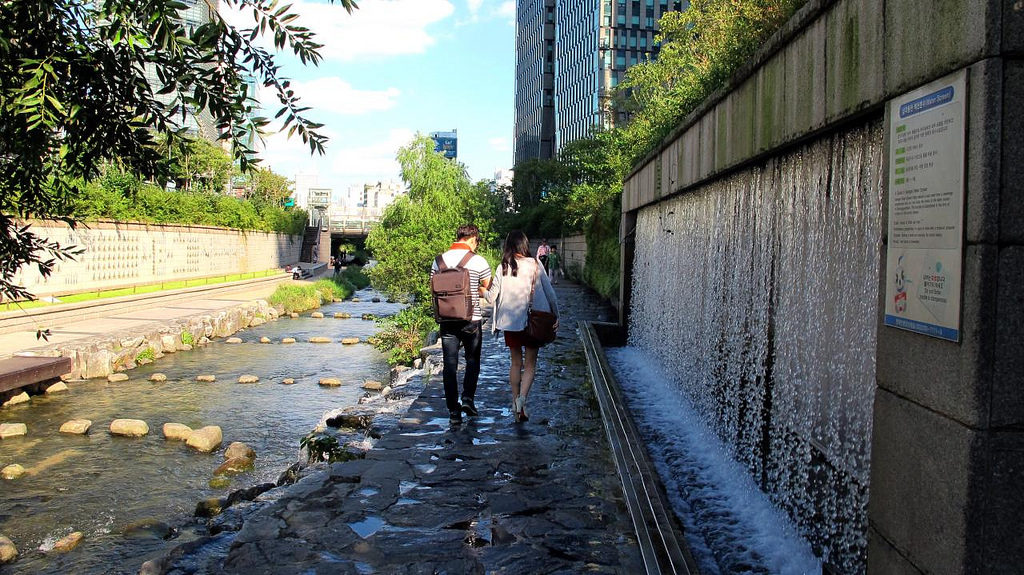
[431,224,492,424]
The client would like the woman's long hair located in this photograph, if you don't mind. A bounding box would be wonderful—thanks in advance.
[500,230,531,277]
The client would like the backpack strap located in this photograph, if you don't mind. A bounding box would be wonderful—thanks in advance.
[435,255,448,271]
[455,251,475,269]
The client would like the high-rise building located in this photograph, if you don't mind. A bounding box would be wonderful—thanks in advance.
[556,0,687,151]
[513,0,556,165]
[144,0,221,143]
[514,0,688,164]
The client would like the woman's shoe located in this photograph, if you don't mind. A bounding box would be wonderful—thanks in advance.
[513,396,524,422]
[517,395,529,422]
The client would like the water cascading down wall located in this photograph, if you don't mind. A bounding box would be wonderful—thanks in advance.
[619,1,1023,573]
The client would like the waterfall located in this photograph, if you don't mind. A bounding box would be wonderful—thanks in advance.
[627,119,884,573]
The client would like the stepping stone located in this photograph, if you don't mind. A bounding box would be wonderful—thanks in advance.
[260,337,272,344]
[2,392,30,408]
[186,426,223,453]
[0,423,27,439]
[281,378,296,385]
[225,337,243,344]
[340,338,360,345]
[196,375,216,382]
[1,464,25,480]
[45,382,68,394]
[309,337,332,343]
[0,534,18,563]
[150,373,167,382]
[334,312,351,319]
[107,373,129,382]
[110,419,149,437]
[281,338,296,344]
[311,312,325,319]
[60,419,92,435]
[51,532,83,553]
[318,378,342,387]
[362,381,384,391]
[163,423,192,441]
[237,374,259,384]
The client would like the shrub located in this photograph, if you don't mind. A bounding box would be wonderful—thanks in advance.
[135,347,156,363]
[339,265,371,290]
[368,306,436,366]
[180,331,195,346]
[299,432,356,464]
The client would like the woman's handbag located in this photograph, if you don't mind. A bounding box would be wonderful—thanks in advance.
[525,265,557,345]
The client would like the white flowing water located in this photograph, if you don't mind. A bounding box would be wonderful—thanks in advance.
[626,120,884,573]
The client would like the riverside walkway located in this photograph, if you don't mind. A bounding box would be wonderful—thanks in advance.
[0,274,296,361]
[154,283,646,574]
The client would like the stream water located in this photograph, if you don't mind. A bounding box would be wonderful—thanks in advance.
[0,289,403,574]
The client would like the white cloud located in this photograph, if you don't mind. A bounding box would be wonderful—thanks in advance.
[284,78,400,116]
[259,127,415,192]
[467,0,484,15]
[488,136,510,152]
[223,0,456,61]
[497,1,515,20]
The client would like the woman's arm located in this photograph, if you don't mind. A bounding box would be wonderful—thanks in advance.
[483,269,501,303]
[538,267,558,317]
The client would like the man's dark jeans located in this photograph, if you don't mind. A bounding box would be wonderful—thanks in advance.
[439,319,483,415]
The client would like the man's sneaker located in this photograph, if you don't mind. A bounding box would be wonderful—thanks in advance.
[449,411,463,425]
[461,398,478,417]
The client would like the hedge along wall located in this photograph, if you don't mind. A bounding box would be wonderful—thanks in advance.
[620,0,1023,573]
[13,220,302,298]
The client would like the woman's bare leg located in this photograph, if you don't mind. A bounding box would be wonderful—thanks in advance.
[519,346,539,417]
[509,345,523,400]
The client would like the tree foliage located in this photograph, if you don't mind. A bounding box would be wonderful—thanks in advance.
[366,134,497,306]
[616,0,803,162]
[0,0,357,302]
[365,134,499,364]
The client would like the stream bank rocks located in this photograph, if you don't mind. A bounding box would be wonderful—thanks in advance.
[23,299,280,380]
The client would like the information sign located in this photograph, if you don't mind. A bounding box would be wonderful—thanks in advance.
[883,70,967,341]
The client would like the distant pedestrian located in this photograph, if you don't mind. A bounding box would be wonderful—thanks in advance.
[484,230,559,423]
[536,239,550,272]
[547,245,562,284]
[431,224,492,425]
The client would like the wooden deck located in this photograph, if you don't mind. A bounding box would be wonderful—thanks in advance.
[0,356,71,394]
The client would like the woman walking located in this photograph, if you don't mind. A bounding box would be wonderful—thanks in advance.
[484,231,559,422]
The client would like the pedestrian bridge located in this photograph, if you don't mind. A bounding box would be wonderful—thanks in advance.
[325,217,378,238]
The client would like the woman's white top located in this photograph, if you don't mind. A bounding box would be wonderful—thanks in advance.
[484,256,558,333]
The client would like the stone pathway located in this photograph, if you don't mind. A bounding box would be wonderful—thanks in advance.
[161,283,642,574]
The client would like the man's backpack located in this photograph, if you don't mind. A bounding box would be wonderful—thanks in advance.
[431,252,476,321]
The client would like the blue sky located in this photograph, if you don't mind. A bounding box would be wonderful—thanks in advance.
[225,0,516,193]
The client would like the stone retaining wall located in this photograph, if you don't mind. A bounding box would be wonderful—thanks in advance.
[12,220,302,298]
[22,300,280,381]
[620,0,1023,572]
